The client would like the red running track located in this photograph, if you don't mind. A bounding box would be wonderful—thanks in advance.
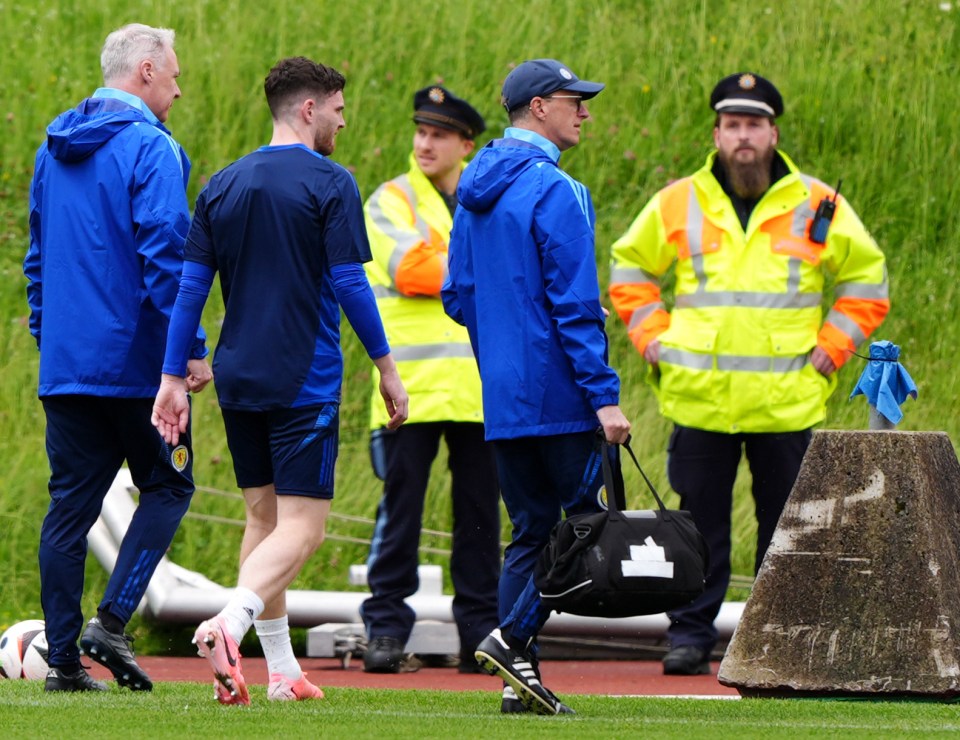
[85,657,738,697]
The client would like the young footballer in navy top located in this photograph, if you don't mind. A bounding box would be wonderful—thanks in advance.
[152,56,408,705]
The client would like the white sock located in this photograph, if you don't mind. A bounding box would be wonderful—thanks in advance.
[219,587,264,645]
[255,615,301,679]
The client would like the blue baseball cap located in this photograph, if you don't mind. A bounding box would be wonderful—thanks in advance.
[500,59,605,112]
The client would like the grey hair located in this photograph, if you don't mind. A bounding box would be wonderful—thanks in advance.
[100,24,175,85]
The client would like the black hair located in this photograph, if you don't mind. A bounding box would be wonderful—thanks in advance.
[264,56,346,118]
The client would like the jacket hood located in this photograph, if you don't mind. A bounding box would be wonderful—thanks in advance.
[457,139,553,213]
[46,98,149,163]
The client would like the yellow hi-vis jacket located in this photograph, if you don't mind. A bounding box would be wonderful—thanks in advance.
[609,151,889,433]
[364,154,483,428]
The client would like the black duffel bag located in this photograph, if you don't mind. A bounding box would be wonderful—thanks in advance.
[534,434,708,618]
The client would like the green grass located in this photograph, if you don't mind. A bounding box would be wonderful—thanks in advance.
[1,0,959,650]
[1,681,959,738]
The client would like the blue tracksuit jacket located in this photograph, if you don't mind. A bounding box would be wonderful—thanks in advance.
[442,130,619,440]
[25,90,206,398]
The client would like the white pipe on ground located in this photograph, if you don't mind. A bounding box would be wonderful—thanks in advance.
[95,470,743,640]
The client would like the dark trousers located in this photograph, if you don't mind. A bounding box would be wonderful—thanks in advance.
[493,431,611,646]
[361,422,500,656]
[665,425,811,652]
[40,395,194,668]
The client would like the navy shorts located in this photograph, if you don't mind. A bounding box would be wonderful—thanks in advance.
[221,403,339,498]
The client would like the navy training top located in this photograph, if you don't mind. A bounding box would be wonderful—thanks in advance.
[185,144,372,409]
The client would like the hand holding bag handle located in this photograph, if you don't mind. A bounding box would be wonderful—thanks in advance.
[600,430,707,575]
[598,429,672,519]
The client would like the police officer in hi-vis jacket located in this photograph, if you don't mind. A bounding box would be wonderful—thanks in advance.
[609,72,889,676]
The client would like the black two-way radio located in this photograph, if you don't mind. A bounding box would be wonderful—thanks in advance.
[809,179,842,244]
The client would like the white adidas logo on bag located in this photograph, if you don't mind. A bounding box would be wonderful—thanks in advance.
[621,536,674,579]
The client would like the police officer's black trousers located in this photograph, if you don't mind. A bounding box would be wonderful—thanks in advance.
[665,425,811,653]
[360,422,500,657]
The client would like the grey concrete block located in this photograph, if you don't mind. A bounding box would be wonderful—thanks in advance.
[307,622,365,659]
[306,620,460,659]
[405,620,460,655]
[719,430,960,699]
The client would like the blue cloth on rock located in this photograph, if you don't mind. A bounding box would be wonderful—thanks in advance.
[849,340,918,424]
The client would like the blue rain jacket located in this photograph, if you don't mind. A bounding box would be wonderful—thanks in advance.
[442,132,619,440]
[25,92,206,398]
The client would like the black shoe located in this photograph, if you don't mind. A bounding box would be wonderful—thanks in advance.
[363,635,404,673]
[663,645,711,675]
[501,684,526,713]
[44,666,109,692]
[500,679,574,714]
[541,685,575,714]
[417,653,458,668]
[80,617,153,691]
[457,653,485,674]
[474,629,571,716]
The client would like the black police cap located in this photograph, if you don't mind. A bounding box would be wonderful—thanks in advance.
[412,86,485,139]
[710,72,784,118]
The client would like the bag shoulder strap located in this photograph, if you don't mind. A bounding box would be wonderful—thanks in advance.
[598,431,671,519]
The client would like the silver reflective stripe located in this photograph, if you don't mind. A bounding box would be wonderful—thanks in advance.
[792,177,816,237]
[371,284,403,299]
[391,343,475,362]
[787,257,803,294]
[717,354,809,372]
[825,310,866,346]
[774,354,810,372]
[777,178,813,296]
[628,302,665,331]
[686,188,709,291]
[660,348,809,373]
[834,281,889,300]
[659,348,714,370]
[609,266,659,285]
[675,291,822,309]
[368,177,432,281]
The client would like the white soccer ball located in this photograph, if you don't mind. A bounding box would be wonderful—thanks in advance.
[0,619,49,680]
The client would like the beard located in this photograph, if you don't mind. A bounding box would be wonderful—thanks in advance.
[314,127,336,156]
[719,145,774,200]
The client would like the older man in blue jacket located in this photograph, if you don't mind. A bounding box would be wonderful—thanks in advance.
[24,23,211,693]
[442,59,631,716]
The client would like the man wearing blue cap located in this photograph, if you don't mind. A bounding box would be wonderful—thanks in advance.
[443,59,631,715]
[360,86,500,675]
[610,72,889,675]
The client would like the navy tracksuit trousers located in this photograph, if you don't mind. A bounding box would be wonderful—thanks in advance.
[493,430,613,647]
[39,395,194,668]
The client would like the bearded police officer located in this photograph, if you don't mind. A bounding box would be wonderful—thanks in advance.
[609,72,889,675]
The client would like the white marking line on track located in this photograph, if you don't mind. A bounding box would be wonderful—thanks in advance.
[609,694,741,700]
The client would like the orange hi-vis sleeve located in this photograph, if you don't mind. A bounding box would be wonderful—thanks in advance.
[629,308,670,355]
[818,295,890,369]
[608,281,660,326]
[394,236,446,296]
